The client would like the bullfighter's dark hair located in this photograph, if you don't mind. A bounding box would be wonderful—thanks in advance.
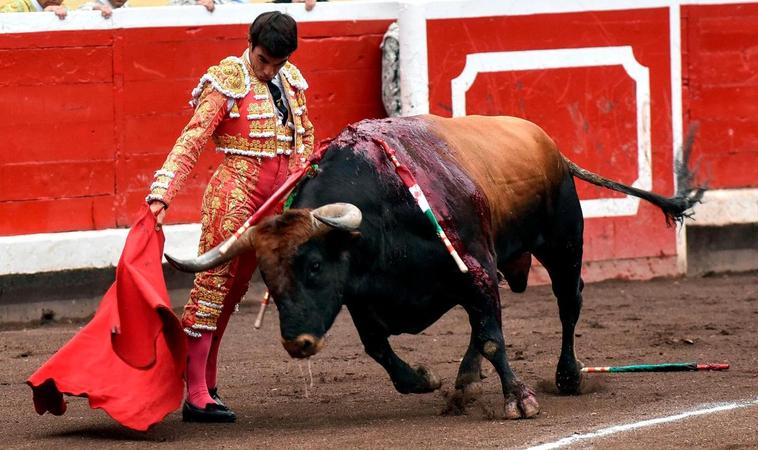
[249,11,298,58]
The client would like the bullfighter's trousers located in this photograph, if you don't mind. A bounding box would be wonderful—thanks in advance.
[181,154,290,337]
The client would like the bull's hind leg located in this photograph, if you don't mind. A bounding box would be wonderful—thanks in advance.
[533,178,585,394]
[534,246,584,394]
[464,268,540,419]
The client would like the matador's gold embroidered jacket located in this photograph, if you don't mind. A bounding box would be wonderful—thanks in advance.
[146,54,314,206]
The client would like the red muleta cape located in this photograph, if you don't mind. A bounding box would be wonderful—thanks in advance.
[27,206,187,431]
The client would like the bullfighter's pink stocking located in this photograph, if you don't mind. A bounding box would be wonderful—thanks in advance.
[205,306,234,391]
[186,332,216,408]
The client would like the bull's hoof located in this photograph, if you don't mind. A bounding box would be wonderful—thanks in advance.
[414,364,442,392]
[503,384,540,419]
[556,358,584,395]
[394,365,441,394]
[442,382,482,416]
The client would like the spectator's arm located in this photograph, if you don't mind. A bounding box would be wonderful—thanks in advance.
[44,4,67,19]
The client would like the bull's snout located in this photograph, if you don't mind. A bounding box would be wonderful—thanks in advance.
[282,334,324,359]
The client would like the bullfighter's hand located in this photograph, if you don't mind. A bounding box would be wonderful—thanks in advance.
[149,201,167,231]
[45,5,67,19]
[197,0,215,12]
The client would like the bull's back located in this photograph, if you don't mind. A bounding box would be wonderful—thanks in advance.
[421,115,567,233]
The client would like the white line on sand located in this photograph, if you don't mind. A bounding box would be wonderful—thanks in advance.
[524,398,758,450]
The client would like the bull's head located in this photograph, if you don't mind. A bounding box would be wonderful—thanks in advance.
[166,203,362,359]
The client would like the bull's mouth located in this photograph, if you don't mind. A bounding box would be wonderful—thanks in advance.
[281,334,325,359]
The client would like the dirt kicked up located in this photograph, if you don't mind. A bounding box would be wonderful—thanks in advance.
[0,272,756,449]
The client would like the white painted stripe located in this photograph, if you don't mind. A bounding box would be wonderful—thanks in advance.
[0,2,399,35]
[525,398,758,450]
[690,188,758,226]
[0,223,201,275]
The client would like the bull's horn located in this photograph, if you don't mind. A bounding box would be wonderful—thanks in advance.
[311,203,362,231]
[165,227,256,273]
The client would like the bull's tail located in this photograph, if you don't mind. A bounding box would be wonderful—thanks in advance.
[564,125,706,225]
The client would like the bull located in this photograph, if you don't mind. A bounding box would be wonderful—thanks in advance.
[167,115,703,419]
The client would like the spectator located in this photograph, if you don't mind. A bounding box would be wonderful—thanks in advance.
[78,0,127,18]
[1,0,67,19]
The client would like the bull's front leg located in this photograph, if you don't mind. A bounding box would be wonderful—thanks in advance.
[443,337,486,415]
[352,316,441,394]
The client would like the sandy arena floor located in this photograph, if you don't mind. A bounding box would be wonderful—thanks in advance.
[0,271,756,449]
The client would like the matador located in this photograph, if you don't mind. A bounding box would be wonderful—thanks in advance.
[146,11,314,423]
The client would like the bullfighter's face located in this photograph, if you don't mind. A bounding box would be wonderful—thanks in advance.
[248,44,289,83]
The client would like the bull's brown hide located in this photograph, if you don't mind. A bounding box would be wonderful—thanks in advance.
[424,115,567,233]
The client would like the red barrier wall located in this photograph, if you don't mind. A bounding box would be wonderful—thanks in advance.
[0,20,391,235]
[2,1,757,256]
[683,3,758,189]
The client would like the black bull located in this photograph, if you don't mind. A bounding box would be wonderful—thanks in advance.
[167,115,703,419]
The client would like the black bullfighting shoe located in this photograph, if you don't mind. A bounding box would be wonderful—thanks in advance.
[182,401,236,423]
[208,387,226,408]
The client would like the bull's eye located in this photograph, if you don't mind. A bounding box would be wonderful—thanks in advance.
[309,262,320,275]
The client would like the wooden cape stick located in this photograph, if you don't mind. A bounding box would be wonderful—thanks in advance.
[581,362,729,373]
[222,140,333,328]
[218,139,333,255]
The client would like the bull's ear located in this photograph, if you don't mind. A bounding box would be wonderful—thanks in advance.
[312,203,362,231]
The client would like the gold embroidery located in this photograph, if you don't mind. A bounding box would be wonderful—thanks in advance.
[205,57,250,98]
[233,159,249,173]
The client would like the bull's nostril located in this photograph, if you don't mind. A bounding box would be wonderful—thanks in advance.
[301,339,313,350]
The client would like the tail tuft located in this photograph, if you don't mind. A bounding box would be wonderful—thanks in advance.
[665,123,706,226]
[565,123,706,226]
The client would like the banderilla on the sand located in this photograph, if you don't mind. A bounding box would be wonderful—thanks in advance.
[581,362,730,373]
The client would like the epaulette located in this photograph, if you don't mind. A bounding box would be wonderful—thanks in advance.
[189,56,251,106]
[280,62,309,91]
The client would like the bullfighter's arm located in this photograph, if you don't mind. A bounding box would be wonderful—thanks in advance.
[146,85,228,207]
[297,90,315,164]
